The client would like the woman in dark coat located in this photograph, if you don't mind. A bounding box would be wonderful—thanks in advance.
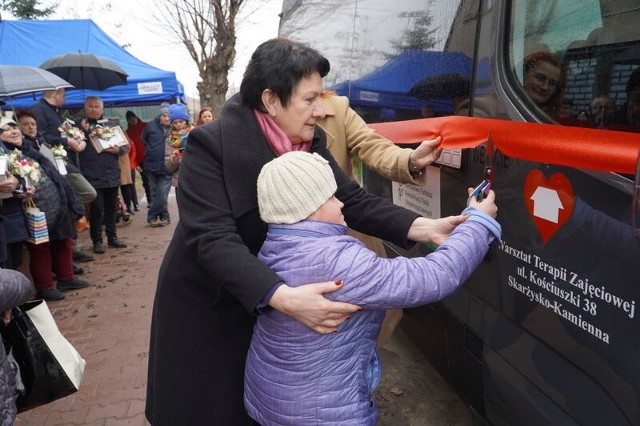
[14,110,87,301]
[145,38,467,425]
[0,117,32,270]
[0,268,34,424]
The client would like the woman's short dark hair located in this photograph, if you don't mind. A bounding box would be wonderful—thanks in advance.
[240,38,330,110]
[15,109,37,123]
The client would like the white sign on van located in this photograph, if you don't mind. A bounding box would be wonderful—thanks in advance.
[137,82,163,95]
[359,90,379,103]
[392,166,441,219]
[529,186,563,222]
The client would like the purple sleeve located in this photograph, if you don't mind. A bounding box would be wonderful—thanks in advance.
[324,220,497,309]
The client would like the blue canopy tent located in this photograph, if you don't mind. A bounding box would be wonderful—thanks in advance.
[330,50,472,113]
[0,19,185,108]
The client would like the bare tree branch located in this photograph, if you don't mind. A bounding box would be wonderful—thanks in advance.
[153,0,250,110]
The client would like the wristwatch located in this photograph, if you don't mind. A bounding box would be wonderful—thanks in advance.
[409,158,423,179]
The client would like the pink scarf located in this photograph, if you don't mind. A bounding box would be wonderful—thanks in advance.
[253,110,312,156]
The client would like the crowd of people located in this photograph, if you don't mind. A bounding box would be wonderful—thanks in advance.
[0,91,217,302]
[1,36,637,425]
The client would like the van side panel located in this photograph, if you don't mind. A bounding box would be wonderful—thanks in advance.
[280,0,640,423]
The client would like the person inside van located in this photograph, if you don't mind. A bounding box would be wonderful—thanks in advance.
[589,95,617,129]
[556,99,575,120]
[619,67,640,132]
[522,51,566,115]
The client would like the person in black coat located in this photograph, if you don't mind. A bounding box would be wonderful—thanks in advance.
[145,38,468,425]
[0,268,34,424]
[30,89,96,263]
[15,110,89,301]
[29,90,96,205]
[0,118,31,270]
[78,96,128,254]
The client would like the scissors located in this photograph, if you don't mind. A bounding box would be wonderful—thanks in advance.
[484,131,495,182]
[466,132,495,206]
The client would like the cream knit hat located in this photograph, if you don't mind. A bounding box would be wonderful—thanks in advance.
[258,151,337,224]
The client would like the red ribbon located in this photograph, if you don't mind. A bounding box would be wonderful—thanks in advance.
[369,116,640,175]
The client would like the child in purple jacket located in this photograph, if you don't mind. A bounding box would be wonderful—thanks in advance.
[245,151,500,425]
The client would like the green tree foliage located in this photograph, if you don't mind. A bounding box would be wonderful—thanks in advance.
[387,10,438,57]
[0,0,57,19]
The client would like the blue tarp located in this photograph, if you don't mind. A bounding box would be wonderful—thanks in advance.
[0,19,185,108]
[330,50,472,112]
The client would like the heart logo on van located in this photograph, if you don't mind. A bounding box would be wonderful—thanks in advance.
[524,170,574,244]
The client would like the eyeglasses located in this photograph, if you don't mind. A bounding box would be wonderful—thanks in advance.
[531,73,559,89]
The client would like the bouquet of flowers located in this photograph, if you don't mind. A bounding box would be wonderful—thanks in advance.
[58,119,84,140]
[51,144,68,159]
[91,125,115,140]
[8,149,41,186]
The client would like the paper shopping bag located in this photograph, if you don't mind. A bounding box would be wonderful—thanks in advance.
[1,300,86,412]
[25,199,49,245]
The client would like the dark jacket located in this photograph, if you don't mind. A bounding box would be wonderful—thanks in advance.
[141,117,170,174]
[0,143,28,245]
[145,95,420,425]
[78,118,125,189]
[29,98,81,172]
[0,269,33,424]
[21,138,83,241]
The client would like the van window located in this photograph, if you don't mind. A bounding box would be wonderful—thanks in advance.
[279,0,471,122]
[509,0,640,133]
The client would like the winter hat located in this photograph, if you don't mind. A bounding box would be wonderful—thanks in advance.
[169,103,189,123]
[258,151,337,224]
[0,116,17,128]
[159,102,170,115]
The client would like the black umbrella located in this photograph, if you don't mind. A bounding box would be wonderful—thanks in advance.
[0,65,73,98]
[40,52,128,91]
[409,73,470,99]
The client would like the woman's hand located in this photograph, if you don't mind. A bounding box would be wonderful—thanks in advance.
[1,309,11,325]
[0,172,18,193]
[269,281,361,334]
[409,136,443,169]
[407,214,468,246]
[67,137,85,152]
[25,185,36,197]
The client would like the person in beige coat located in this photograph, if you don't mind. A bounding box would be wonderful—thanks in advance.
[319,93,443,344]
[319,93,441,185]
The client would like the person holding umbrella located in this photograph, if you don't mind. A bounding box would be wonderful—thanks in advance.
[30,88,97,264]
[78,96,128,254]
[30,89,96,203]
